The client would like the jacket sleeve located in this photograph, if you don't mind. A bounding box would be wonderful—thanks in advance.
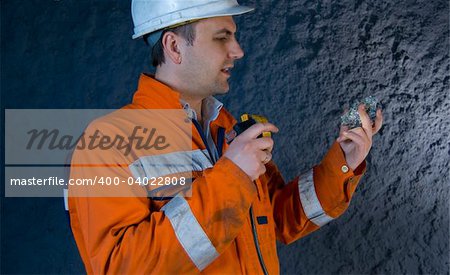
[68,124,256,274]
[265,142,366,244]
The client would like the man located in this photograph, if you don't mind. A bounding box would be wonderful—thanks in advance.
[68,0,383,274]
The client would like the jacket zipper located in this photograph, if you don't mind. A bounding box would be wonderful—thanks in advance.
[249,206,269,275]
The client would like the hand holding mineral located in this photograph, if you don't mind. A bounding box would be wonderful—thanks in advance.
[337,103,383,170]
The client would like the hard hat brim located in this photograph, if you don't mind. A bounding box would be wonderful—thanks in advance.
[132,5,254,39]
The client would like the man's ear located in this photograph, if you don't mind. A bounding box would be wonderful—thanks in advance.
[161,31,182,64]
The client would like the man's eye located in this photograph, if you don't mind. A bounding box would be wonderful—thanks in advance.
[215,37,228,41]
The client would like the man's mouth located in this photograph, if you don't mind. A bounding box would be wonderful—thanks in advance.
[221,66,233,76]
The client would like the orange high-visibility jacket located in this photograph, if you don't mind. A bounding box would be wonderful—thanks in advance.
[69,74,366,274]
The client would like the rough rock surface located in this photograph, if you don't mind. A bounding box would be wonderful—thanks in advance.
[1,0,448,274]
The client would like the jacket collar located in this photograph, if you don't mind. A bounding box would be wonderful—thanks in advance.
[132,73,182,110]
[180,97,223,123]
[132,73,226,127]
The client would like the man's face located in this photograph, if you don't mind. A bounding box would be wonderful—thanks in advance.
[178,16,244,98]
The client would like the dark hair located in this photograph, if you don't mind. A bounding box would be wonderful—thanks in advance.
[145,22,197,67]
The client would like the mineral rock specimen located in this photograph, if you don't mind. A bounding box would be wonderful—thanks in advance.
[341,96,379,129]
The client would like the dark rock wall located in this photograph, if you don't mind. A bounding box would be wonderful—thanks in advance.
[1,0,448,274]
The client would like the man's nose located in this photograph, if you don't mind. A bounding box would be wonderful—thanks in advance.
[229,40,244,60]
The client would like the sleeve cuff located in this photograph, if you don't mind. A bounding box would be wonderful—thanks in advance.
[213,156,257,198]
[321,142,366,179]
[314,142,367,214]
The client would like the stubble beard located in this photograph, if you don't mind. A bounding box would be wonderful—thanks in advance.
[212,75,230,95]
[183,57,230,97]
[195,71,229,97]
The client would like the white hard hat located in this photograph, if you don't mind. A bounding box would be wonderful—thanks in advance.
[131,0,254,39]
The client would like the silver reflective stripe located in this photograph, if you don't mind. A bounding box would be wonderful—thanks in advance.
[129,149,213,179]
[162,195,219,270]
[147,179,193,198]
[298,169,334,226]
[63,188,69,211]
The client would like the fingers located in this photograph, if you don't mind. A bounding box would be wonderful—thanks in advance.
[340,106,383,139]
[240,123,279,140]
[372,109,383,135]
[357,104,373,141]
[337,128,370,145]
[338,129,364,146]
[339,124,349,135]
[254,138,274,164]
[258,150,272,164]
[253,137,274,152]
